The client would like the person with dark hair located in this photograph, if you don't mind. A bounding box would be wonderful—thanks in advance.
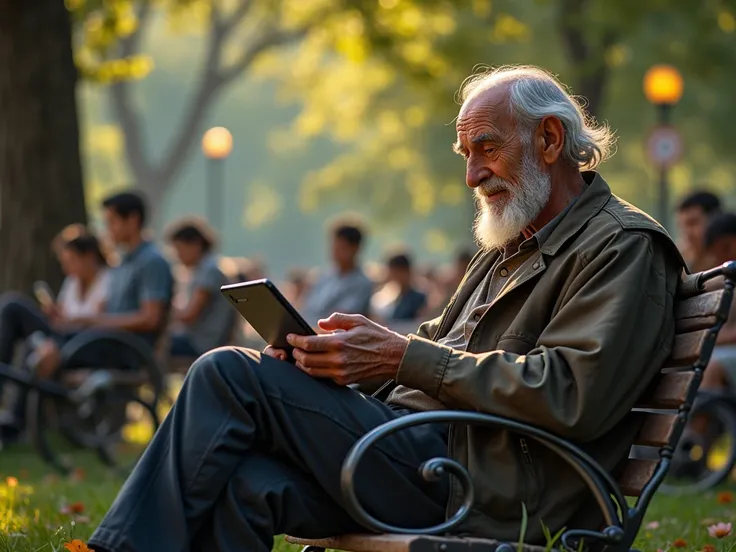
[300,219,374,326]
[372,252,427,322]
[676,213,736,468]
[0,224,111,442]
[87,189,173,345]
[676,190,722,271]
[166,216,233,357]
[693,213,736,393]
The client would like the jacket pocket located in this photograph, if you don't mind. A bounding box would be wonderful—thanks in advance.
[496,333,537,355]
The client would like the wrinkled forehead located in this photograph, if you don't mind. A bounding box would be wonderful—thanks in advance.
[456,84,513,137]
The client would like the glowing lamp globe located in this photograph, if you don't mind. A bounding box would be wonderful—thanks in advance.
[202,127,233,159]
[643,65,684,105]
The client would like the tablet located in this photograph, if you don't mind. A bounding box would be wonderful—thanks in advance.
[221,279,316,359]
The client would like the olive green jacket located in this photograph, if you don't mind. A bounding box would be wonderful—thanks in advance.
[395,173,685,543]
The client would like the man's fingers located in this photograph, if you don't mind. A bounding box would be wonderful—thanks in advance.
[263,346,288,361]
[292,349,338,368]
[317,313,367,332]
[287,333,341,352]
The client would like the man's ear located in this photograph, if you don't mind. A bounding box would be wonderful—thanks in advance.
[538,116,565,165]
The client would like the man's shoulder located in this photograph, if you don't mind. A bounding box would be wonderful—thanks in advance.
[566,194,685,268]
[601,194,669,235]
[137,243,172,270]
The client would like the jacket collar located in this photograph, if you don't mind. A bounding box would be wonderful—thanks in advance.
[539,170,609,256]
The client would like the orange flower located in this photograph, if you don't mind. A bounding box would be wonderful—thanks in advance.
[702,545,716,552]
[5,476,17,488]
[717,491,734,504]
[673,538,688,548]
[64,540,94,552]
[60,502,86,516]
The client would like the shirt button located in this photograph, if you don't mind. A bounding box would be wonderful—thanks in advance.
[500,267,509,277]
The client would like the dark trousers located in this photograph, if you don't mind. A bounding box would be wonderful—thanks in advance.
[0,293,56,428]
[89,347,450,552]
[0,293,53,368]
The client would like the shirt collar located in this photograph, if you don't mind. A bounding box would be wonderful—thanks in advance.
[121,240,151,263]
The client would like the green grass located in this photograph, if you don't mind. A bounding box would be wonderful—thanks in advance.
[1,446,736,552]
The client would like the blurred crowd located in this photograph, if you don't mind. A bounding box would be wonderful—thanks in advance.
[0,190,475,443]
[3,186,736,443]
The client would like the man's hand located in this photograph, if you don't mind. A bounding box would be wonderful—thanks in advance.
[263,345,288,362]
[286,313,409,386]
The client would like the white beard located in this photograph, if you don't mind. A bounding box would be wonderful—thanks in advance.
[473,147,551,251]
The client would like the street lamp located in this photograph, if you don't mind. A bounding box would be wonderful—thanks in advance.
[201,126,233,234]
[643,65,684,230]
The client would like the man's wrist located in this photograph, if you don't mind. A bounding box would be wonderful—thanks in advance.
[385,332,410,378]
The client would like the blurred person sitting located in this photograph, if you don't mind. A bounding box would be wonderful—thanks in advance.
[166,217,234,357]
[23,192,174,383]
[676,212,736,468]
[0,226,111,437]
[371,252,427,323]
[691,213,736,395]
[676,190,722,272]
[301,219,374,326]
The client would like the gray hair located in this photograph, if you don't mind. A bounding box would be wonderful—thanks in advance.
[458,65,616,170]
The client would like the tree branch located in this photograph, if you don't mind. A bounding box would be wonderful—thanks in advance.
[217,26,308,84]
[556,0,617,116]
[108,0,155,181]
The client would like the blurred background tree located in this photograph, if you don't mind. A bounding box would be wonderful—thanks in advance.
[3,0,736,290]
[0,2,87,293]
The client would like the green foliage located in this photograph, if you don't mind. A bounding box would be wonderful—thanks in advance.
[72,0,736,248]
[540,520,566,551]
[67,0,155,82]
[518,502,529,551]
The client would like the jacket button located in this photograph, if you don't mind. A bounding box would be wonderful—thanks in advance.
[499,267,509,277]
[473,313,482,321]
[532,262,540,269]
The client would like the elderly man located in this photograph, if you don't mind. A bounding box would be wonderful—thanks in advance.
[89,66,684,552]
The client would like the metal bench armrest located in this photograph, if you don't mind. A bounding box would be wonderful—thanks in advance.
[340,410,627,549]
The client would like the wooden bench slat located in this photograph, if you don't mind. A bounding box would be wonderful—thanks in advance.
[669,330,709,367]
[675,290,724,334]
[618,458,658,497]
[676,315,719,334]
[285,534,546,552]
[636,371,695,409]
[632,412,678,447]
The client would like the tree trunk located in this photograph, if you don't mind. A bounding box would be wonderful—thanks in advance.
[0,1,87,295]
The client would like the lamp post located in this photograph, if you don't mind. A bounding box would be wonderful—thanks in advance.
[201,126,233,234]
[643,65,684,231]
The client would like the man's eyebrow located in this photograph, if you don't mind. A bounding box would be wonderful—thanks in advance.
[471,132,503,144]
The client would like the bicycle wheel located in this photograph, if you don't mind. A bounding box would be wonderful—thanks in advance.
[660,397,736,495]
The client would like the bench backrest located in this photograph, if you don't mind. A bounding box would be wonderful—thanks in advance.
[616,266,735,503]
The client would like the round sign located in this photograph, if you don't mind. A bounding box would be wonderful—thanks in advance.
[646,126,683,169]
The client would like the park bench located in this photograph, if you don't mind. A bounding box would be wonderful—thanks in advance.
[286,261,736,552]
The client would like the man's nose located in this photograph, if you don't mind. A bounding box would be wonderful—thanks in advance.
[466,162,492,189]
